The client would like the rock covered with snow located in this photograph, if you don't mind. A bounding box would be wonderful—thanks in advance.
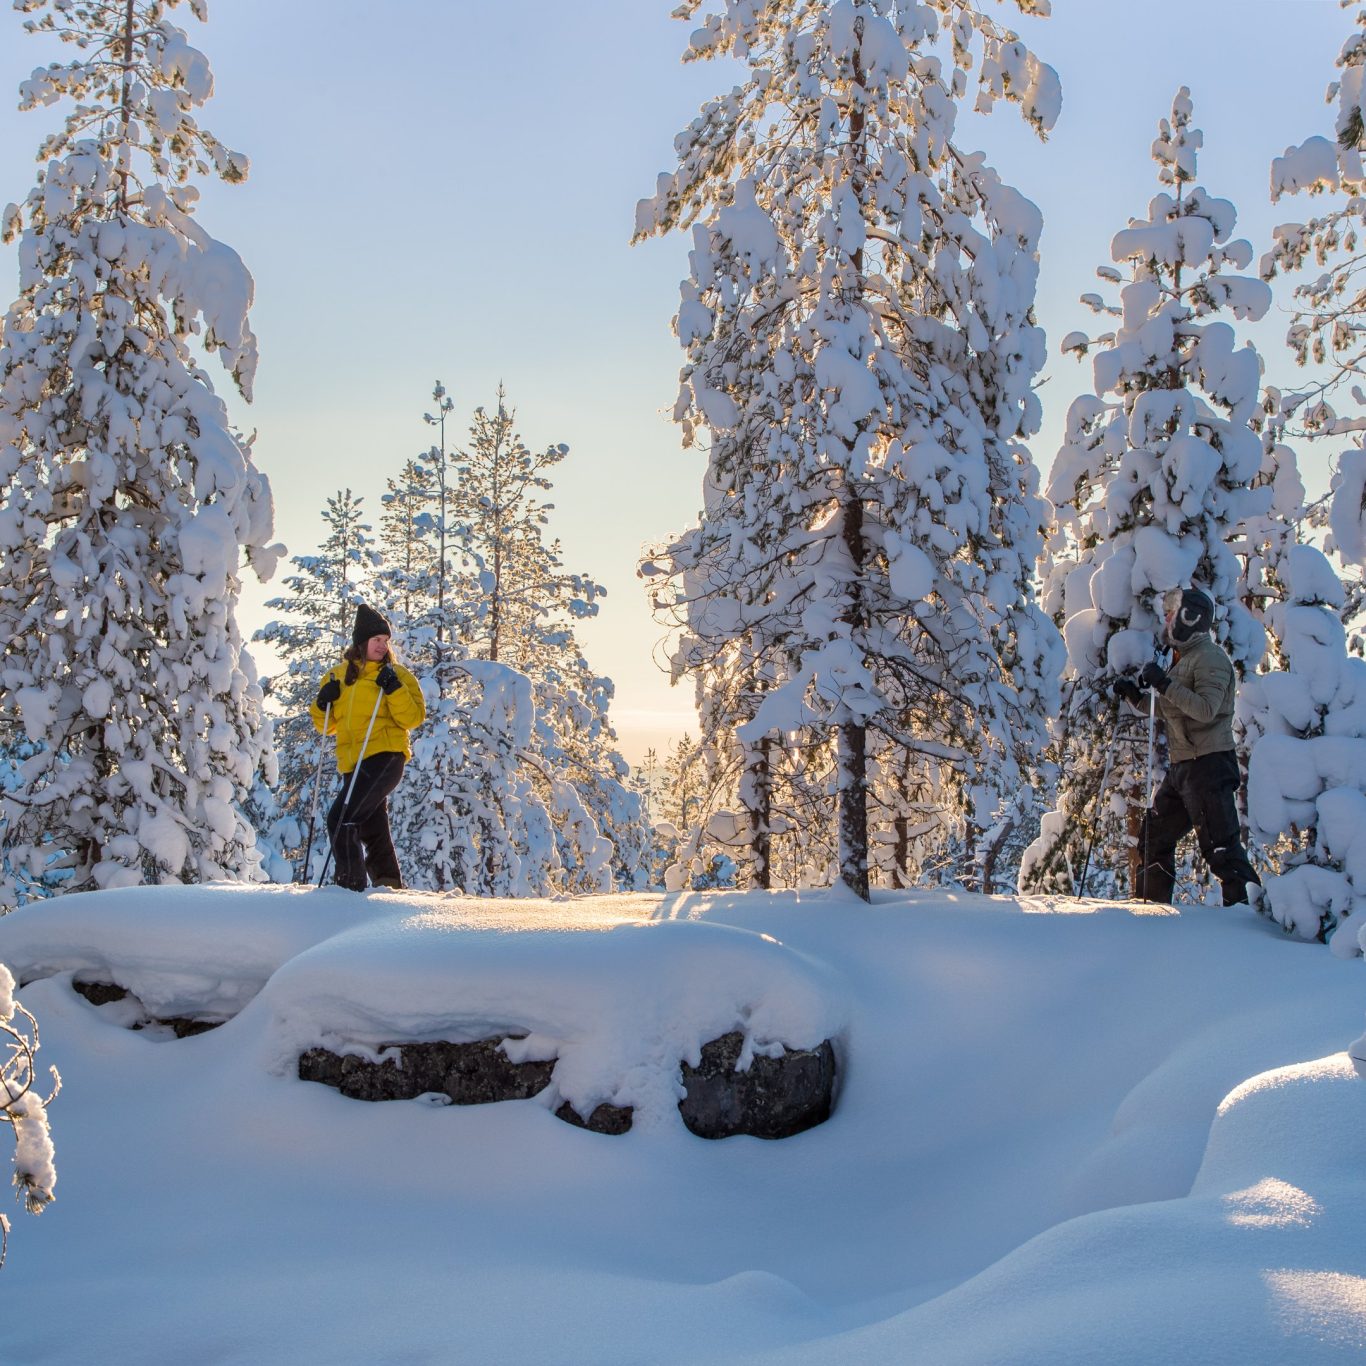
[0,884,848,1138]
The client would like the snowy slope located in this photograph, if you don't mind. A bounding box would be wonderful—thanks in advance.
[1,885,1363,1364]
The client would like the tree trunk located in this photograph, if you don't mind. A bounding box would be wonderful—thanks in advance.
[837,719,869,900]
[742,734,772,890]
[117,0,136,210]
[836,28,871,903]
[893,812,910,888]
[1124,761,1145,895]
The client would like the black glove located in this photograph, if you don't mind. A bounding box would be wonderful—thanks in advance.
[1113,677,1143,706]
[1139,661,1170,693]
[375,663,401,695]
[316,678,341,709]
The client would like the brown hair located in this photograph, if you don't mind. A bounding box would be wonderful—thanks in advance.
[342,639,395,687]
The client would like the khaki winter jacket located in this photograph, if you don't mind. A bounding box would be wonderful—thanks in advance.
[1157,633,1237,763]
[310,658,426,774]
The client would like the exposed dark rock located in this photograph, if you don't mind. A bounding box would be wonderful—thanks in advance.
[298,1038,555,1105]
[158,1017,222,1039]
[72,979,129,1007]
[71,978,224,1036]
[679,1031,837,1140]
[555,1100,634,1135]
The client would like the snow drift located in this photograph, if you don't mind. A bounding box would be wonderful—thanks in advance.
[0,883,1363,1363]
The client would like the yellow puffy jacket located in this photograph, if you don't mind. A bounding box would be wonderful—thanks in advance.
[310,658,426,774]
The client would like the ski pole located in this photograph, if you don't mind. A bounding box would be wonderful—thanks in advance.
[317,687,384,887]
[299,702,333,884]
[1146,684,1157,808]
[1139,676,1159,901]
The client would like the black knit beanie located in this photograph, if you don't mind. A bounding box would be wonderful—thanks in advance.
[351,603,392,649]
[1169,587,1214,644]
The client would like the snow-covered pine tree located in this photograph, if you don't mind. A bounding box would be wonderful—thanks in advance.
[637,0,1063,900]
[382,386,648,895]
[654,732,739,892]
[449,388,645,892]
[1263,2,1366,601]
[643,447,809,891]
[252,489,379,879]
[419,379,461,652]
[448,387,603,670]
[0,0,282,904]
[1265,2,1366,426]
[378,457,437,625]
[1243,543,1366,952]
[1022,89,1272,898]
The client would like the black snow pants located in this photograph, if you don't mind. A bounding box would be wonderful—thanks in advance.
[1136,749,1261,907]
[327,750,406,891]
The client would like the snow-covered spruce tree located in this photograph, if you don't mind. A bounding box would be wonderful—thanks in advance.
[1242,543,1366,951]
[637,0,1063,899]
[252,490,378,879]
[0,964,58,1270]
[0,0,282,904]
[1021,89,1271,898]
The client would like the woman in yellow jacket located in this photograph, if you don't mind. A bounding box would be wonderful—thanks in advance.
[311,604,426,891]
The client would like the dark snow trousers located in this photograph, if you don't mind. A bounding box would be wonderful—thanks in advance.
[1136,750,1261,907]
[327,751,406,892]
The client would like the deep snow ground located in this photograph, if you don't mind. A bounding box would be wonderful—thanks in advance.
[1,884,1363,1364]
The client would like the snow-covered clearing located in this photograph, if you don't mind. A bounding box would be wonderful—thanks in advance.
[1,885,1363,1364]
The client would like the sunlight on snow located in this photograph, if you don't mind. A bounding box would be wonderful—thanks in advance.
[1222,1178,1321,1230]
[1263,1270,1366,1343]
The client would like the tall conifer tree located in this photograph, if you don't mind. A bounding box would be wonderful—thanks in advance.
[0,0,280,903]
[638,0,1062,898]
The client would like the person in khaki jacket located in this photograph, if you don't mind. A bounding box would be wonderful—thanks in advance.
[311,604,426,891]
[1114,587,1262,908]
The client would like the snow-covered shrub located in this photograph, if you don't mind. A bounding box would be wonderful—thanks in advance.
[0,964,58,1269]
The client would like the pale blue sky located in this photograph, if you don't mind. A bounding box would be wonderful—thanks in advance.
[0,1,1354,762]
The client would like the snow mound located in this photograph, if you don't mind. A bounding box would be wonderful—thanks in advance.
[1,884,848,1133]
[257,897,847,1129]
[0,883,361,1020]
